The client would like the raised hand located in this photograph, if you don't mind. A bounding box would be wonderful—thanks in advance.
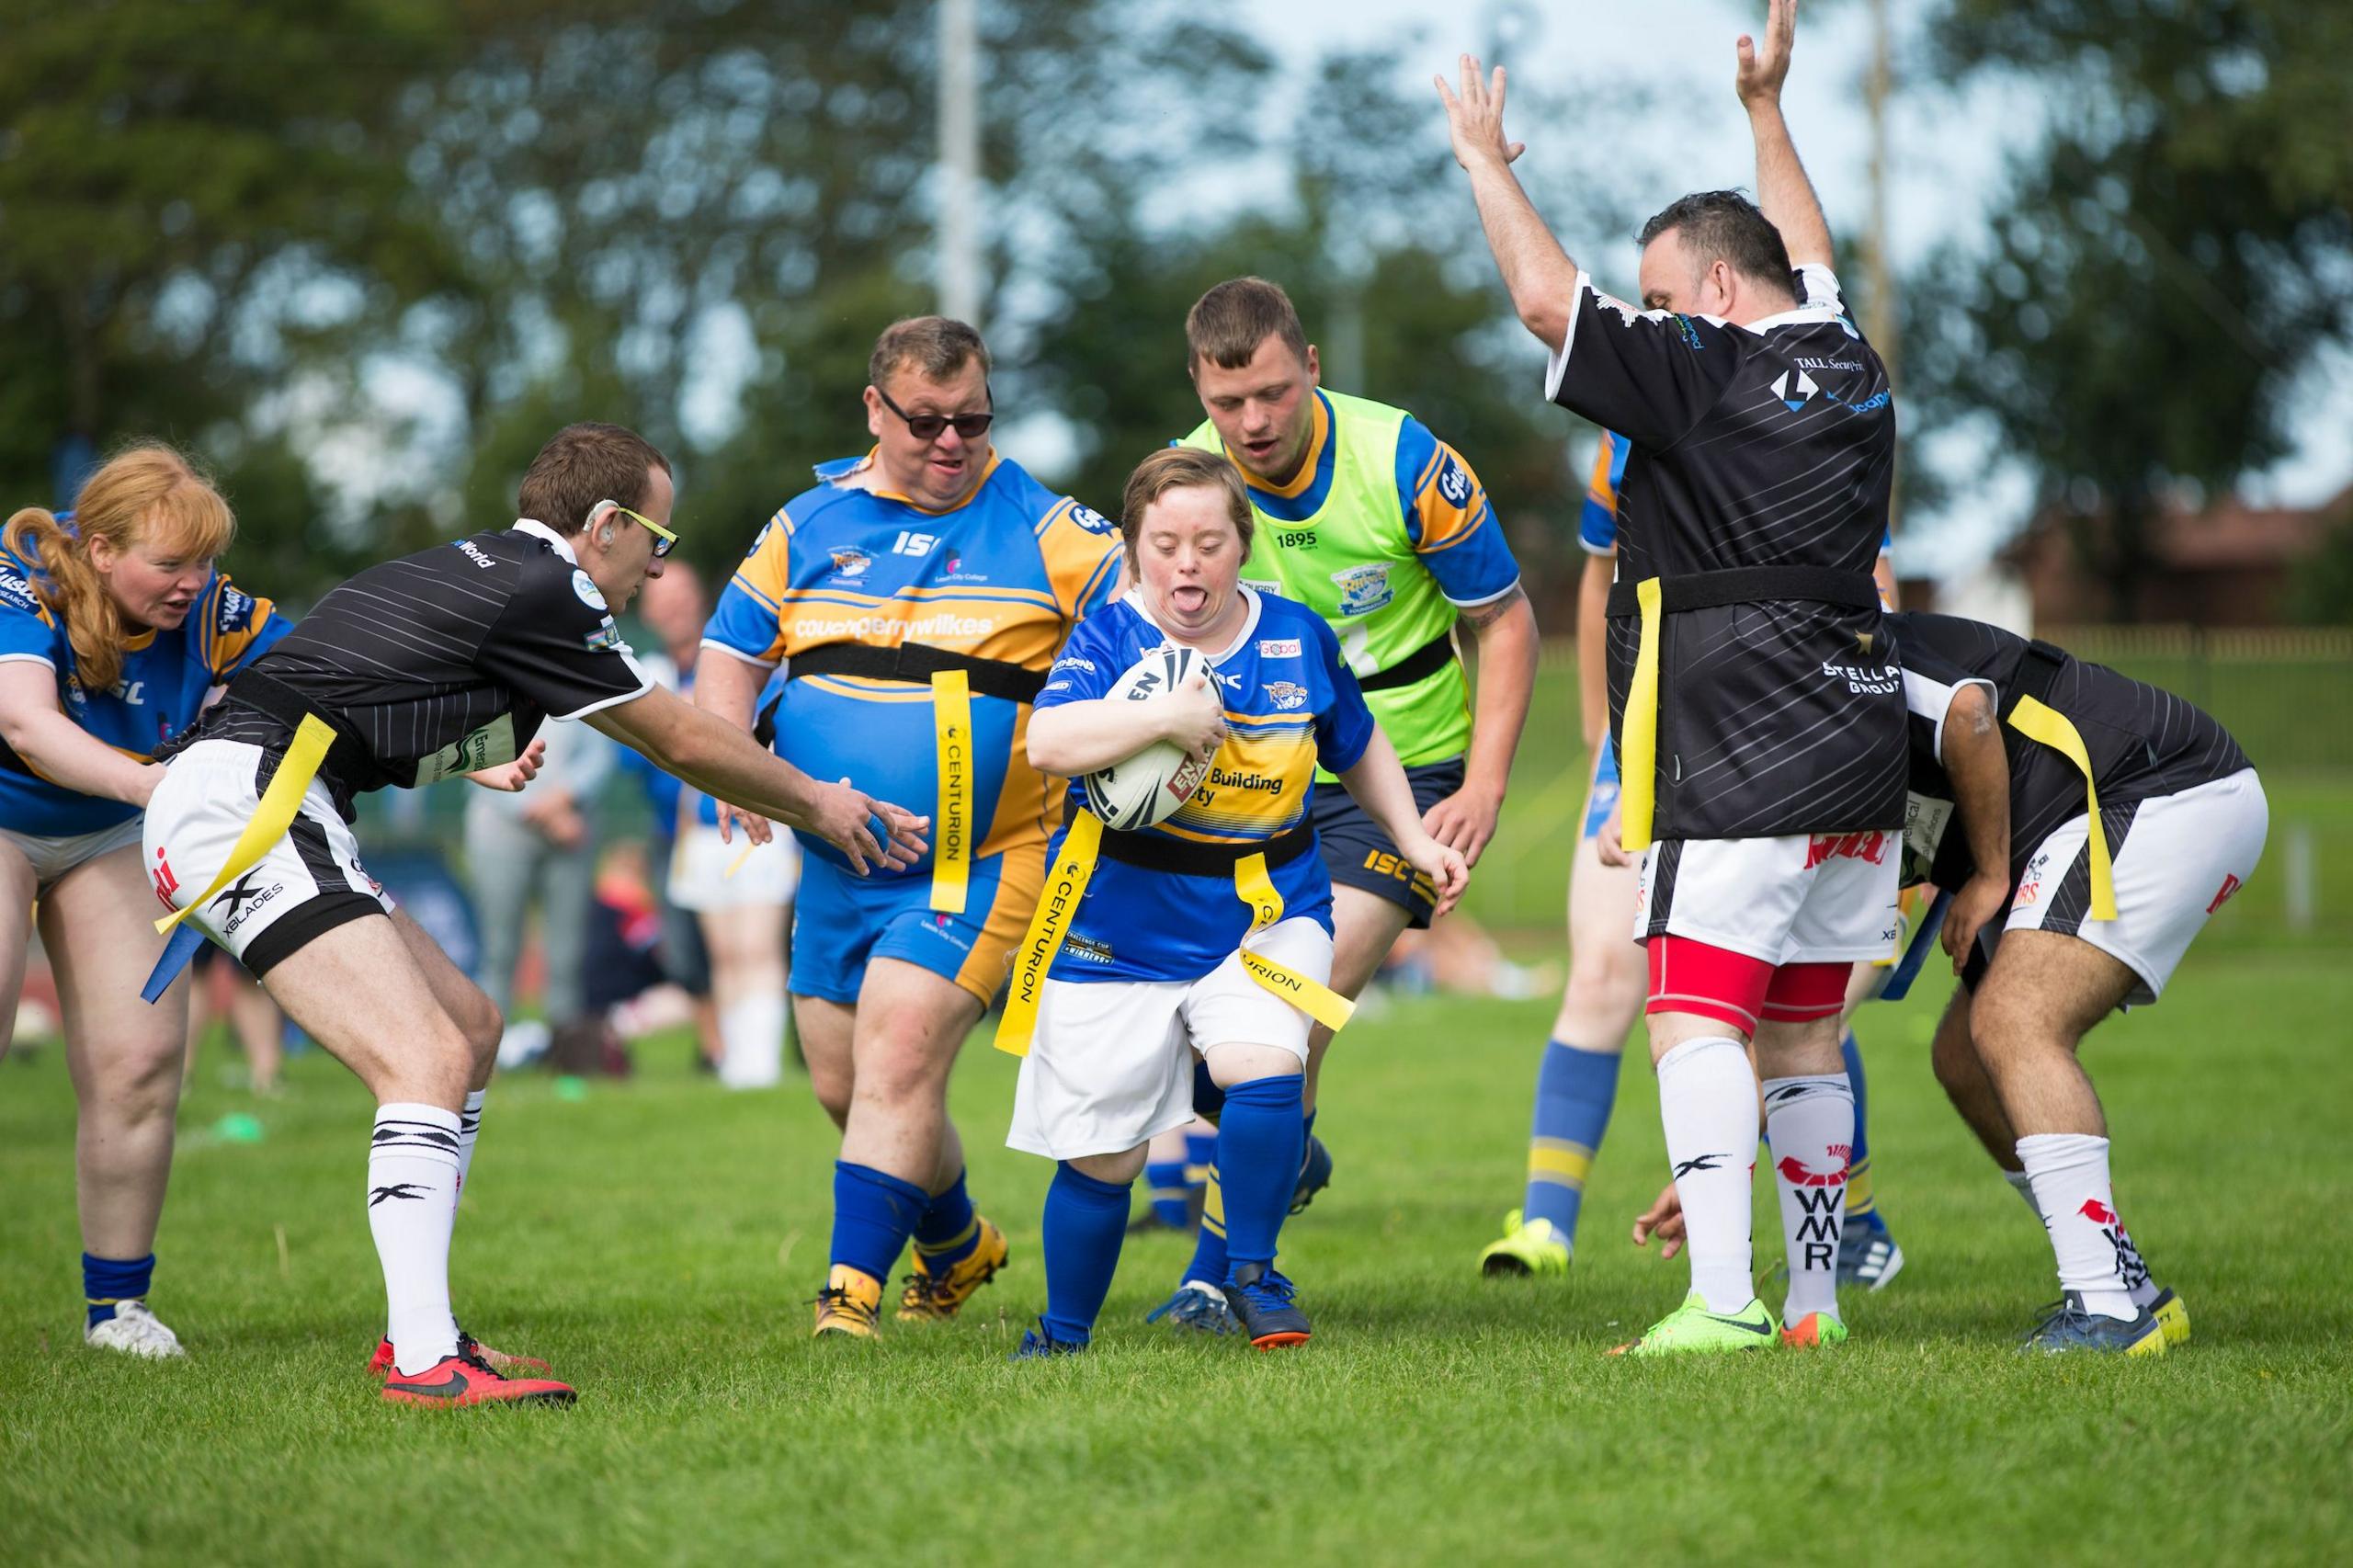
[1433,54,1526,172]
[1735,0,1798,109]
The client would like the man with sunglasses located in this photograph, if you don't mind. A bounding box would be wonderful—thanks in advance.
[698,317,1125,1340]
[147,421,926,1405]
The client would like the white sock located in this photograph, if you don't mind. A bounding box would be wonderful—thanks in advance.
[2008,1153,2160,1307]
[1656,1037,1759,1315]
[369,1104,463,1375]
[457,1089,487,1199]
[1763,1074,1855,1325]
[2017,1132,2137,1321]
[2004,1166,2040,1217]
[719,994,787,1090]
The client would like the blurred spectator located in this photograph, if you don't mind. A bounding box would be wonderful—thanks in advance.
[464,711,613,1063]
[183,946,283,1096]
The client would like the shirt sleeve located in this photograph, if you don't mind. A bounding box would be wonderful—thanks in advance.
[0,570,61,666]
[1310,615,1375,774]
[1898,636,1995,767]
[703,507,793,667]
[1032,615,1121,710]
[1578,431,1628,554]
[1037,496,1126,622]
[1395,419,1519,607]
[1542,273,1749,451]
[479,562,654,721]
[198,573,290,680]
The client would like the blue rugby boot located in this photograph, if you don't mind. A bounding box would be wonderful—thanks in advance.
[1290,1134,1334,1214]
[1222,1263,1311,1351]
[2020,1294,2166,1357]
[1010,1321,1086,1359]
[1144,1280,1238,1335]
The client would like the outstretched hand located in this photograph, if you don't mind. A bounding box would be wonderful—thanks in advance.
[1434,55,1525,172]
[465,736,546,793]
[1735,0,1798,109]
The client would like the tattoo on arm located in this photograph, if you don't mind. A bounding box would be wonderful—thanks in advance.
[1456,585,1528,631]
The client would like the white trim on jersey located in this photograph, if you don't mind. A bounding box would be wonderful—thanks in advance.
[697,637,779,670]
[1442,575,1524,610]
[1901,669,1995,769]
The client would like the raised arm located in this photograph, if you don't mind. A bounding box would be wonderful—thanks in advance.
[1737,0,1834,271]
[1437,57,1582,353]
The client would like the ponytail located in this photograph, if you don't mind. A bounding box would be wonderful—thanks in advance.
[3,506,131,694]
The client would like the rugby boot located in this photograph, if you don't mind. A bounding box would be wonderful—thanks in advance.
[1290,1134,1334,1214]
[1839,1218,1905,1291]
[1222,1263,1311,1350]
[381,1346,576,1407]
[1609,1292,1779,1357]
[896,1216,1009,1322]
[1780,1311,1849,1348]
[812,1264,884,1341]
[1478,1209,1572,1278]
[85,1301,186,1359]
[1010,1322,1087,1360]
[2151,1287,2191,1347]
[1145,1280,1239,1335]
[2019,1293,2166,1357]
[369,1326,551,1379]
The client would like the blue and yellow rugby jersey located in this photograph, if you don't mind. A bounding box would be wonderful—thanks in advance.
[0,542,289,835]
[1034,589,1375,985]
[701,450,1123,874]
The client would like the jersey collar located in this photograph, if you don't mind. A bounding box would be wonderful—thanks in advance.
[511,517,580,564]
[1127,584,1265,665]
[823,447,1003,516]
[1232,392,1331,502]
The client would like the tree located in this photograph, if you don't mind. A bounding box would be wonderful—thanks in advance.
[1910,0,2353,619]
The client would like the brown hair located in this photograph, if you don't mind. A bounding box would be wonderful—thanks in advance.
[4,443,235,694]
[1636,190,1797,297]
[869,316,991,391]
[516,422,672,536]
[1119,447,1256,560]
[1185,277,1310,372]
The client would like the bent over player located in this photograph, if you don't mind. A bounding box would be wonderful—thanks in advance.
[1443,0,1906,1353]
[0,445,289,1357]
[697,318,1123,1339]
[147,422,923,1405]
[1003,448,1466,1353]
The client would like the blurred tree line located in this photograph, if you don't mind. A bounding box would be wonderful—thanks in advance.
[1,0,2346,619]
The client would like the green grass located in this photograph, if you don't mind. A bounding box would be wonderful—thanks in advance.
[5,937,2350,1564]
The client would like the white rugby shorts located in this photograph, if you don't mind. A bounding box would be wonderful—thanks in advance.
[1006,915,1331,1161]
[1987,767,2267,1006]
[0,816,143,894]
[667,820,799,913]
[1636,830,1902,966]
[143,739,393,976]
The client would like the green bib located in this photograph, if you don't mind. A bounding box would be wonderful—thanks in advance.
[1181,390,1469,768]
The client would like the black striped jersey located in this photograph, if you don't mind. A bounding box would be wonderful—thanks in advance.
[1893,611,2251,892]
[162,519,652,812]
[1545,264,1904,839]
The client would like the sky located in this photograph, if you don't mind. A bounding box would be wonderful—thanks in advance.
[1254,0,2353,576]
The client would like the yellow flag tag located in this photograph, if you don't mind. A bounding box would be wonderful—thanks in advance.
[1618,576,1664,852]
[155,714,339,936]
[2006,695,2118,922]
[1232,851,1356,1034]
[992,812,1104,1057]
[929,669,972,915]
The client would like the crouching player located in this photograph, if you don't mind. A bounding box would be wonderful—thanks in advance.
[1000,448,1466,1354]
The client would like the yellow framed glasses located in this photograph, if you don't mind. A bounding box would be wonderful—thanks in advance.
[597,498,677,558]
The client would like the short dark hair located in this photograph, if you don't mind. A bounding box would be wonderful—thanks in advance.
[870,316,991,391]
[517,422,671,536]
[1636,190,1796,296]
[1185,277,1310,372]
[1120,447,1256,558]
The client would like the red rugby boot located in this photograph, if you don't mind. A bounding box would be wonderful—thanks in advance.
[381,1346,575,1407]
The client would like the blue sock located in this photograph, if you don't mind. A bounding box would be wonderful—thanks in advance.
[1183,1129,1215,1188]
[913,1165,982,1271]
[1143,1159,1191,1228]
[1180,1158,1229,1287]
[84,1252,155,1330]
[1523,1040,1622,1245]
[1841,1029,1886,1233]
[1216,1074,1305,1274]
[1040,1163,1131,1345]
[831,1161,930,1282]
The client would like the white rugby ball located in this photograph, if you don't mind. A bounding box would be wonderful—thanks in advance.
[1081,645,1214,831]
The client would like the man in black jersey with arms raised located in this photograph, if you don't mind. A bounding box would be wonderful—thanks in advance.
[1441,0,1904,1354]
[146,423,926,1406]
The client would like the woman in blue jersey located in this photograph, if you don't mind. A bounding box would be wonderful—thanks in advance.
[0,445,290,1358]
[1006,447,1467,1353]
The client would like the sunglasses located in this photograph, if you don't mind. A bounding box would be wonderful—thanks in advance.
[597,498,677,559]
[874,383,995,443]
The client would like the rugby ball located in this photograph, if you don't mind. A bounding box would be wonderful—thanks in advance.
[1081,645,1214,831]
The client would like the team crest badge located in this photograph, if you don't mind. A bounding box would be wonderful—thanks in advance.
[1263,681,1308,710]
[571,569,608,611]
[1329,562,1393,616]
[828,547,872,582]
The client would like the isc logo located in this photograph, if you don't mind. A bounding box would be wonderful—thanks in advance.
[891,531,937,556]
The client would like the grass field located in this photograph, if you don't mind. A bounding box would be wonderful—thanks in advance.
[5,926,2350,1563]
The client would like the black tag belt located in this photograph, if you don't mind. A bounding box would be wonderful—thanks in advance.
[1356,630,1458,693]
[755,641,1048,747]
[222,669,371,781]
[2000,638,2071,722]
[1605,565,1881,619]
[1094,819,1316,877]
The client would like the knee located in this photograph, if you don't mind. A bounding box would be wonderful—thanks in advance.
[808,1061,854,1127]
[1069,1146,1147,1186]
[849,1035,945,1111]
[88,1034,187,1120]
